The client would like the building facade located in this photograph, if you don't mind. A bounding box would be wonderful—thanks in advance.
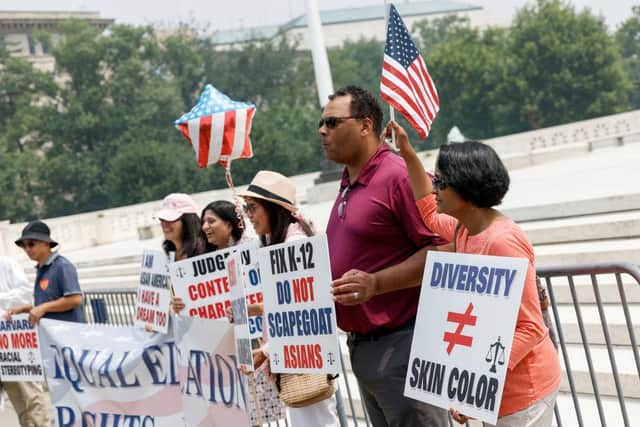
[0,11,113,71]
[212,1,488,49]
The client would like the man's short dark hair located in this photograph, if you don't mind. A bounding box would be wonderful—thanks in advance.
[436,141,510,208]
[329,86,383,136]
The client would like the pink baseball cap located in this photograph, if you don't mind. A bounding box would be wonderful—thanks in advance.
[155,193,199,222]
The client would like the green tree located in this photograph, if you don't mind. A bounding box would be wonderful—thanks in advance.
[415,17,508,143]
[616,5,640,108]
[497,0,630,132]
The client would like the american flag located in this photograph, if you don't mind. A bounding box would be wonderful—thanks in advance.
[175,84,255,168]
[380,4,439,139]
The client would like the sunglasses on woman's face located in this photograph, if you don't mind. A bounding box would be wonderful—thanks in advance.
[243,202,259,215]
[432,176,449,191]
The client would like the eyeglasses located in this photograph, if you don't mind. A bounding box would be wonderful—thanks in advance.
[338,186,350,219]
[243,202,259,215]
[432,176,449,191]
[318,116,362,129]
[21,241,37,248]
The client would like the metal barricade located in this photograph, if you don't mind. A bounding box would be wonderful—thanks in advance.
[83,289,137,326]
[538,262,640,427]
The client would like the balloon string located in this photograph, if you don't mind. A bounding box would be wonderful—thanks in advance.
[225,163,245,230]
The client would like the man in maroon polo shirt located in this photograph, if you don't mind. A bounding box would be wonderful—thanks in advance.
[321,86,448,426]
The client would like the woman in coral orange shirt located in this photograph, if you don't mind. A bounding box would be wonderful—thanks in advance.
[387,121,561,427]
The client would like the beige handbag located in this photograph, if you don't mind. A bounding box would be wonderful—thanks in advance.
[277,373,335,408]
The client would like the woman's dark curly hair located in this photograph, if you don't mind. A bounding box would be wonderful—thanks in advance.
[436,141,510,208]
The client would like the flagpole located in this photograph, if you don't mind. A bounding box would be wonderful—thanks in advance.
[306,0,334,107]
[384,0,397,148]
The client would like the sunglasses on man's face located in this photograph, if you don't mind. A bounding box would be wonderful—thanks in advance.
[318,116,362,129]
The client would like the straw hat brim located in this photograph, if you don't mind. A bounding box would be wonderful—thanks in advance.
[238,188,297,213]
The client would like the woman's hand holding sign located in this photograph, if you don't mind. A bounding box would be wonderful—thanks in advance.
[331,269,378,305]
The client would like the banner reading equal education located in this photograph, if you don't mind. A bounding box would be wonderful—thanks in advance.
[257,234,341,374]
[404,251,527,424]
[38,317,250,427]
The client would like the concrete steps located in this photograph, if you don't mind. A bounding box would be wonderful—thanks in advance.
[522,210,640,245]
[534,238,640,266]
[555,392,640,427]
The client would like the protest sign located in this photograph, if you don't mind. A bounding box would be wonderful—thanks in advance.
[175,315,250,426]
[257,234,341,374]
[404,251,528,424]
[233,241,264,339]
[169,248,234,320]
[39,319,184,427]
[134,250,171,333]
[38,317,250,427]
[0,314,44,382]
[227,253,253,372]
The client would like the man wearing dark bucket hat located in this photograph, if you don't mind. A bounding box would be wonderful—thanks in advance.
[7,220,85,324]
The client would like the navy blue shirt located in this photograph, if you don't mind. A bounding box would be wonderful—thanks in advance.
[34,253,85,323]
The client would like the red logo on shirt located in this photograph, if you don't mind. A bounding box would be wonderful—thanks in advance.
[39,279,49,291]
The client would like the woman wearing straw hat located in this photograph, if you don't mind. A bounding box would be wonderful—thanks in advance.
[238,170,339,427]
[169,197,287,426]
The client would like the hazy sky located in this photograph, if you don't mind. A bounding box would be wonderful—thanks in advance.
[2,0,637,31]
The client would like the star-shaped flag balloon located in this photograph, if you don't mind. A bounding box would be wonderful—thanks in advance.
[175,84,256,169]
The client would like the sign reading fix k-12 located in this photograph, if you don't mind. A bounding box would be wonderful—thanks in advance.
[258,234,341,375]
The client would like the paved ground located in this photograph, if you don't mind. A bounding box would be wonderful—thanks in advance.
[0,395,20,426]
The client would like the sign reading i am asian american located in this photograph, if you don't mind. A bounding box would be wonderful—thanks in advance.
[227,253,253,372]
[134,250,172,333]
[0,313,44,382]
[404,251,527,425]
[169,247,234,320]
[257,234,341,374]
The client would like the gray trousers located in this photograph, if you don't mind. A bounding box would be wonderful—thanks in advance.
[347,324,449,427]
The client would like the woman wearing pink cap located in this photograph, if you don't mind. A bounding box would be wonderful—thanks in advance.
[156,193,206,261]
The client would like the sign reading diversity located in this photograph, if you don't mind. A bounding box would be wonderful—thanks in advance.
[0,314,44,382]
[169,248,234,320]
[404,251,528,424]
[257,234,341,374]
[228,253,253,372]
[134,250,171,333]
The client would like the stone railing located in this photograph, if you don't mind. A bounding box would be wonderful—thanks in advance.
[1,110,638,257]
[483,110,640,169]
[0,171,320,257]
